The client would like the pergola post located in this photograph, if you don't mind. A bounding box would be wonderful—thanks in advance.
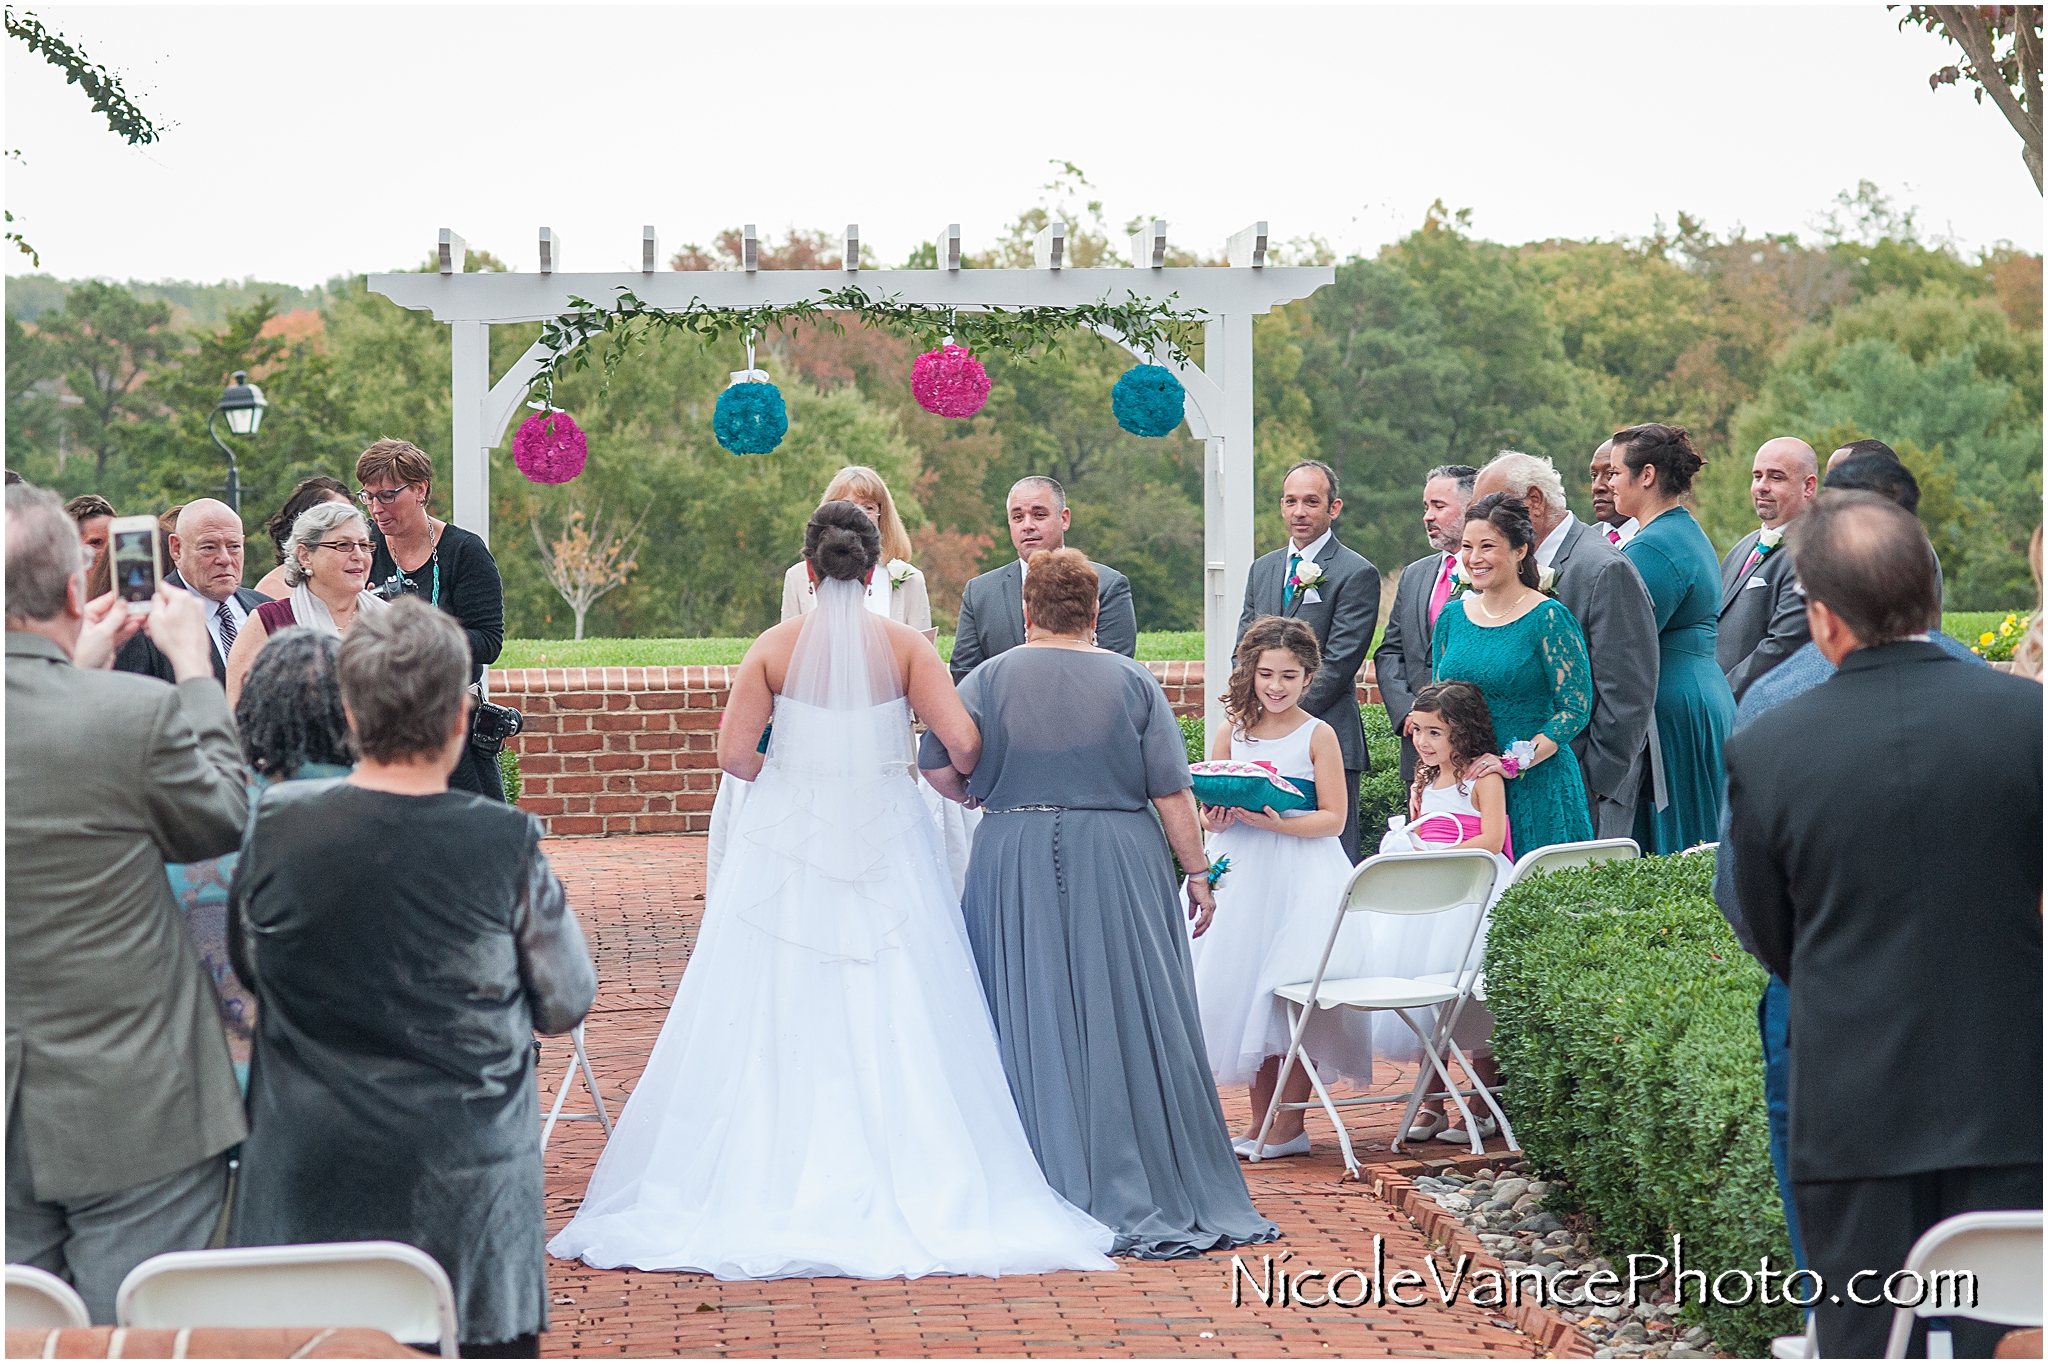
[1204,312,1257,745]
[450,319,491,544]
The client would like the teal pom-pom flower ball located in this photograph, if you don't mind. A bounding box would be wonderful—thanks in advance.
[1112,364,1185,438]
[713,381,788,454]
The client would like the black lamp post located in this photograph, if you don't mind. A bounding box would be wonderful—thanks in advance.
[207,370,266,513]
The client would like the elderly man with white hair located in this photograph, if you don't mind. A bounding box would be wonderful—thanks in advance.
[1470,451,1660,841]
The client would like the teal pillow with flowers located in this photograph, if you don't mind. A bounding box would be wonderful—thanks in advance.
[1189,759,1317,813]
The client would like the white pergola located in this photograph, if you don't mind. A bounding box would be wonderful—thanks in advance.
[368,223,1334,736]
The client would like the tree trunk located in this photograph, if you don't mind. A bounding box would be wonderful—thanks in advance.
[574,605,587,641]
[1930,4,2043,193]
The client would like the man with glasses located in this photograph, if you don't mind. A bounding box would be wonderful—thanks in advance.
[115,498,270,685]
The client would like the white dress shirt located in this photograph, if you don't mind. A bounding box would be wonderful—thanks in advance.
[1535,512,1578,570]
[202,592,248,662]
[1288,528,1334,562]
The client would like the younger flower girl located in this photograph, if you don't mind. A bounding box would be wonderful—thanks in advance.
[1188,616,1371,1160]
[1375,680,1512,1144]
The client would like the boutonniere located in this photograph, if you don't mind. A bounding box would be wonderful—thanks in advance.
[886,559,915,588]
[1290,560,1327,592]
[1536,564,1559,597]
[1446,556,1471,599]
[1739,526,1783,578]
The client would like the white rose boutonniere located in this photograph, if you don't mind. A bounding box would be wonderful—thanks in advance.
[1758,525,1785,551]
[1446,556,1470,599]
[886,558,916,588]
[1536,564,1559,596]
[1291,560,1327,590]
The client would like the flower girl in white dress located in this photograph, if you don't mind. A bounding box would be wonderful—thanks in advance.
[1188,617,1372,1160]
[1373,679,1512,1144]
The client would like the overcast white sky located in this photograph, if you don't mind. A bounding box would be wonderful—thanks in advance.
[6,3,2042,288]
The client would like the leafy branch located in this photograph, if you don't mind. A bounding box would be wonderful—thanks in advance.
[527,284,1207,410]
[5,8,166,146]
[1895,4,2043,191]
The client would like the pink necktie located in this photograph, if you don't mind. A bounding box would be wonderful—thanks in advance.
[1427,555,1455,625]
[1605,526,1622,545]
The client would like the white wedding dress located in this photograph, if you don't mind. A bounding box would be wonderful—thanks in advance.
[548,578,1114,1280]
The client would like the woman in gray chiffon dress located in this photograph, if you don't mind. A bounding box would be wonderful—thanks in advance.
[921,549,1279,1259]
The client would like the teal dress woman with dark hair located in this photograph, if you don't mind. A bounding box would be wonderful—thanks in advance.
[1610,423,1738,854]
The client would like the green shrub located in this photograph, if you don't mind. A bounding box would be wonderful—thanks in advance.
[498,745,523,804]
[1486,854,1797,1355]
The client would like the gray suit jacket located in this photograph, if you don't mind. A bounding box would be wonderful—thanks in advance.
[1373,552,1447,784]
[949,557,1138,684]
[1238,534,1381,771]
[5,633,251,1200]
[1548,520,1659,806]
[1717,528,1808,703]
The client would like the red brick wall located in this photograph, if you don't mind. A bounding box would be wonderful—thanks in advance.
[497,662,1382,838]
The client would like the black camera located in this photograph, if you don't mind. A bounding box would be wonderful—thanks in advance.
[469,697,524,755]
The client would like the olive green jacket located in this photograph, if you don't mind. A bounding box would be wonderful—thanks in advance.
[5,632,250,1200]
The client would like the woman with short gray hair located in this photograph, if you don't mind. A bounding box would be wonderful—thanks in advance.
[227,598,596,1357]
[223,500,386,708]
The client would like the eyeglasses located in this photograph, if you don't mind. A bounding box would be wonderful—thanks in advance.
[358,486,417,506]
[317,539,375,556]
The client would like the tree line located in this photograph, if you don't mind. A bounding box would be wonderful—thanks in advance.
[7,179,2040,635]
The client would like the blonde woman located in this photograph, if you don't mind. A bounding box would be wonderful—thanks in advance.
[2014,525,2043,681]
[780,466,932,629]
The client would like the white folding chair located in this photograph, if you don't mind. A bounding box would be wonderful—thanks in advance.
[115,1240,459,1358]
[1251,849,1501,1178]
[540,1020,612,1151]
[1770,1316,1818,1358]
[6,1264,91,1329]
[1402,839,1640,1152]
[1883,1210,2042,1358]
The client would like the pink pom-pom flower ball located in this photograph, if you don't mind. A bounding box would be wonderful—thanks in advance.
[911,344,991,419]
[513,409,588,485]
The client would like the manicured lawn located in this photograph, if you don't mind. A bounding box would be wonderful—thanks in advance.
[496,614,2016,670]
[498,630,1208,669]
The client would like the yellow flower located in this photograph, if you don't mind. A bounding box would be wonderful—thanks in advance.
[1982,632,1997,645]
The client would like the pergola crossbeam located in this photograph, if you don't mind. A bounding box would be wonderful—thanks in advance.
[367,227,1334,739]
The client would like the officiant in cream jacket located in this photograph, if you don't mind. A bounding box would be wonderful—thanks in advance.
[778,466,931,630]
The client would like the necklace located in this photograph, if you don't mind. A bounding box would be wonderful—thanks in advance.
[1472,590,1531,622]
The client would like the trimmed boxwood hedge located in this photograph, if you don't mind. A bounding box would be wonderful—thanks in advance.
[1486,853,1800,1355]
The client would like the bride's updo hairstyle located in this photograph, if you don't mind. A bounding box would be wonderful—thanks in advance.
[1022,548,1098,635]
[804,499,881,582]
[1462,492,1543,592]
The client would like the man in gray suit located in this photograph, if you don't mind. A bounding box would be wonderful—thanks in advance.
[1474,452,1658,841]
[1238,460,1381,861]
[949,475,1138,683]
[1718,437,1817,703]
[1374,463,1477,784]
[5,484,252,1322]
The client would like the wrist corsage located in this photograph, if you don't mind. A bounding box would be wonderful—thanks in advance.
[1205,856,1232,888]
[886,558,916,588]
[1498,739,1538,778]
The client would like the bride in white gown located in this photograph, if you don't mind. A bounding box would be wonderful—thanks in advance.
[549,502,1115,1280]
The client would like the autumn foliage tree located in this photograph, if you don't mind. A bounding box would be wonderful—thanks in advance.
[531,500,652,640]
[1897,4,2044,191]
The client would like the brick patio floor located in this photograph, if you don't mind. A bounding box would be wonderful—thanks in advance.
[538,836,1551,1359]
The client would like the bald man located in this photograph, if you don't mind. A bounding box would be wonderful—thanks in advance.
[1716,438,1817,701]
[114,498,270,685]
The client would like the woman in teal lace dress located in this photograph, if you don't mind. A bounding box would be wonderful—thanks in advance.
[1610,423,1736,854]
[166,628,355,1090]
[1432,494,1595,853]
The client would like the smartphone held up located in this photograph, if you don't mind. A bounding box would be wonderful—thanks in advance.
[107,515,160,615]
